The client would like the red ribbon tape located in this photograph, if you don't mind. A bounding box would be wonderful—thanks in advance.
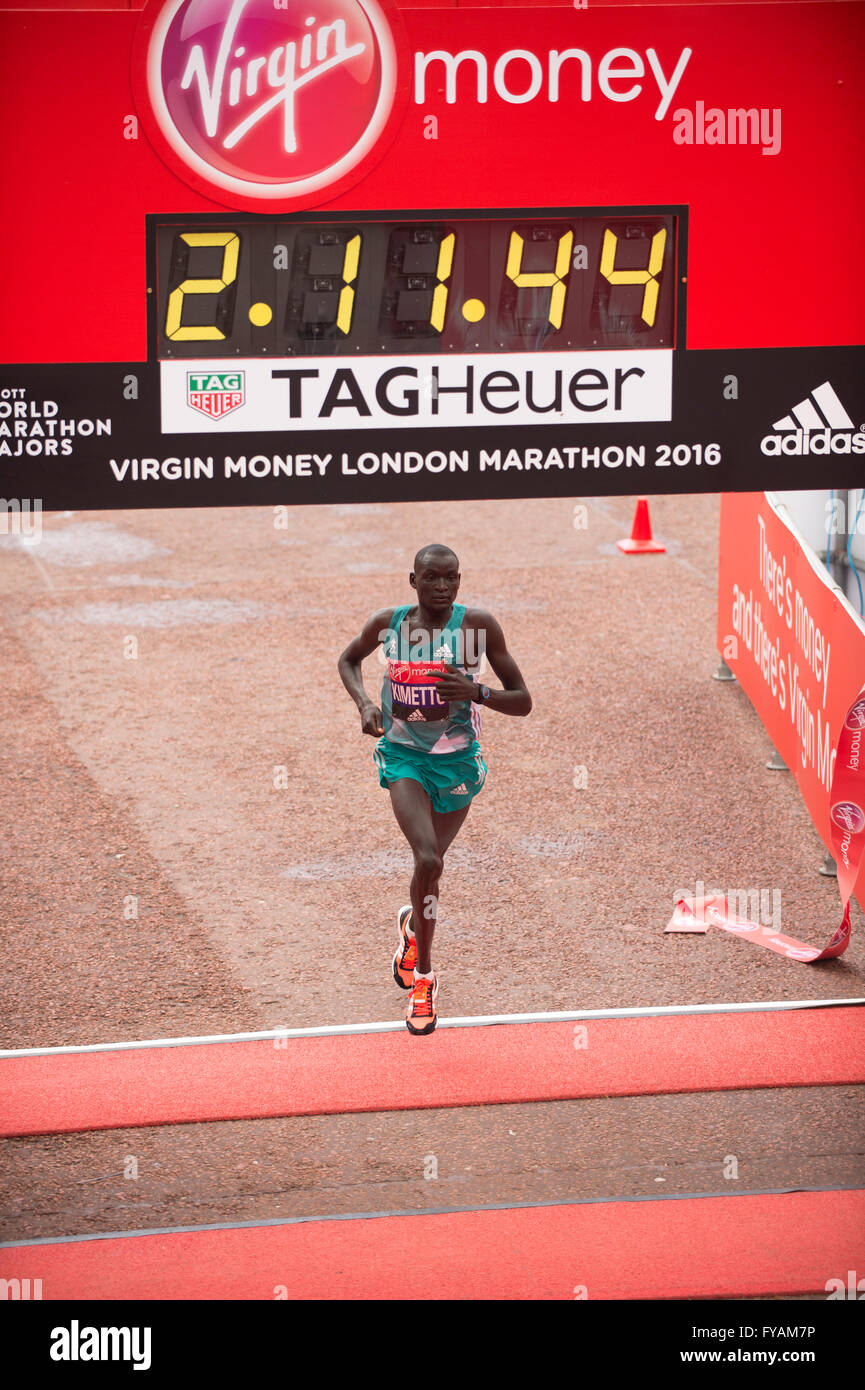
[667,682,865,962]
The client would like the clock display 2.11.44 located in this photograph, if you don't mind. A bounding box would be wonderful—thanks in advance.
[150,210,679,360]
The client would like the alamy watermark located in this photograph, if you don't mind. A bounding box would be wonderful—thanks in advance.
[0,497,42,542]
[0,1277,43,1300]
[825,495,865,536]
[376,621,487,671]
[674,879,782,931]
[825,1270,864,1299]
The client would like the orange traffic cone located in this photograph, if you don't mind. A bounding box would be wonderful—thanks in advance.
[617,497,666,554]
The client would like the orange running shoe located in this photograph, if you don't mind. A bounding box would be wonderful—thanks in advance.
[406,973,438,1036]
[392,905,417,989]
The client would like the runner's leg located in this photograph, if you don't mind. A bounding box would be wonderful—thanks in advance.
[388,779,444,974]
[431,803,471,857]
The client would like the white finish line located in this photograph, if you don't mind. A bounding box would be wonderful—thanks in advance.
[1,997,861,1058]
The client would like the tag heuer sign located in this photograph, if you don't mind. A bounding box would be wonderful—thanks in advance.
[187,372,245,420]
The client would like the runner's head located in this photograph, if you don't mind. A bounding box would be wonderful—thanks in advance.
[411,545,460,615]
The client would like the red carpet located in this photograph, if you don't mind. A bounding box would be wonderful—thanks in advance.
[2,1190,862,1300]
[1,1007,863,1137]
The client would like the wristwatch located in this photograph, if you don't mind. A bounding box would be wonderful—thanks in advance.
[472,683,491,703]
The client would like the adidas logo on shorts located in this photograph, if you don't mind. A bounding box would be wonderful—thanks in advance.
[407,710,425,721]
[449,782,468,794]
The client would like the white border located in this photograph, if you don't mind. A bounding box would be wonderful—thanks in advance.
[146,0,398,201]
[1,998,861,1058]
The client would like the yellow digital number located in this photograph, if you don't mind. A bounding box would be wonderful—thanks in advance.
[505,229,573,329]
[165,232,240,341]
[599,229,666,327]
[336,234,361,335]
[430,233,455,333]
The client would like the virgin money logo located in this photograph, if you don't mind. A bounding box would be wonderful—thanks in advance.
[830,800,865,835]
[139,0,402,206]
[388,661,443,682]
[845,698,865,732]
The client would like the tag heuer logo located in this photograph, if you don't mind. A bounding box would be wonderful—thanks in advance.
[187,372,245,420]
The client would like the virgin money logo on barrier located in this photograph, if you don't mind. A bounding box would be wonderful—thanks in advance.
[830,800,865,835]
[138,0,402,206]
[845,699,865,732]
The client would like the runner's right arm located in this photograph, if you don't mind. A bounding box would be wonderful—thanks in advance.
[337,606,396,737]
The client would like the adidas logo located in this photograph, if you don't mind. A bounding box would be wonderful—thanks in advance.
[761,380,865,457]
[433,645,453,660]
[407,710,425,721]
[449,782,468,794]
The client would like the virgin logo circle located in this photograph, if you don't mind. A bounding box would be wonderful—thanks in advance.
[845,697,865,732]
[830,800,865,835]
[140,0,401,204]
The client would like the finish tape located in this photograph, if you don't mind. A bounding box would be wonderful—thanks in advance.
[666,682,865,962]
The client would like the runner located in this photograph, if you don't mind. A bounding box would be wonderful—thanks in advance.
[337,544,533,1035]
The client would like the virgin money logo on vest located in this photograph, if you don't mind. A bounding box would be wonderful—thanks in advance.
[388,661,444,684]
[137,0,403,206]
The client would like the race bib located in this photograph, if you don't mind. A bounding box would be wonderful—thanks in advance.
[388,659,450,723]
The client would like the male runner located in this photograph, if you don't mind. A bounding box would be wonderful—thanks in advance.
[337,544,532,1036]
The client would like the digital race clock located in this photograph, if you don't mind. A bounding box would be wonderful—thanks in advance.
[149,208,680,359]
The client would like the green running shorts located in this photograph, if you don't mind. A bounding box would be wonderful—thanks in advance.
[373,739,487,812]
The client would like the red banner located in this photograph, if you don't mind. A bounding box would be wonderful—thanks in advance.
[718,494,865,875]
[667,493,865,959]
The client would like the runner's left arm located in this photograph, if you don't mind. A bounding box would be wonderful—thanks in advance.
[432,611,532,716]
